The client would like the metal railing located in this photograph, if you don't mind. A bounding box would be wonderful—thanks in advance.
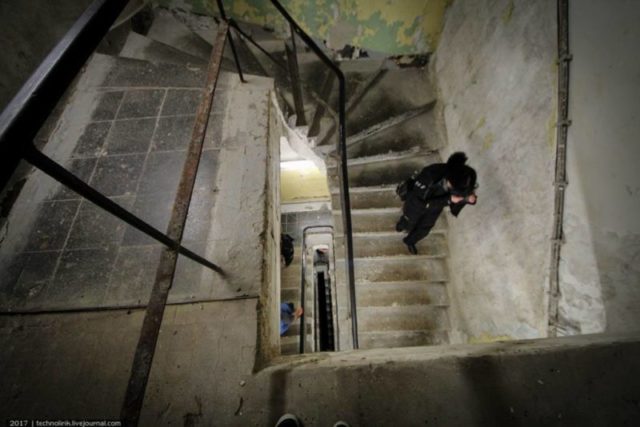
[212,0,359,351]
[268,0,359,350]
[0,1,236,425]
[0,0,359,423]
[0,0,225,277]
[299,225,334,353]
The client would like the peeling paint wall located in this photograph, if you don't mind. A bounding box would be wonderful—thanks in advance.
[432,0,556,343]
[559,0,640,335]
[157,0,450,54]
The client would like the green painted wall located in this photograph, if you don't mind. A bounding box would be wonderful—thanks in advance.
[158,0,450,54]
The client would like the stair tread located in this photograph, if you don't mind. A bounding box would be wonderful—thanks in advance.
[330,184,397,194]
[359,330,450,349]
[120,31,207,66]
[328,147,436,167]
[90,53,207,88]
[148,9,212,59]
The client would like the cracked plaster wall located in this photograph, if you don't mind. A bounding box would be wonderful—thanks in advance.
[559,0,640,335]
[432,0,556,343]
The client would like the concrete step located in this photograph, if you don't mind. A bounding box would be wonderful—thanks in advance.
[359,330,449,349]
[89,53,207,88]
[346,68,435,136]
[148,9,213,60]
[280,335,313,355]
[355,281,448,307]
[281,287,301,304]
[281,321,312,338]
[119,31,207,66]
[328,149,439,188]
[335,232,447,258]
[336,256,447,283]
[281,262,302,289]
[346,108,442,159]
[170,10,221,45]
[357,305,449,332]
[330,185,400,209]
[332,208,446,233]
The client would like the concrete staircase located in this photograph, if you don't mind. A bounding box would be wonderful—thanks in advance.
[139,10,454,352]
[321,62,452,350]
[239,21,453,351]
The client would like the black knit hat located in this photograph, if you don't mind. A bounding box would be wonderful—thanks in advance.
[445,152,477,196]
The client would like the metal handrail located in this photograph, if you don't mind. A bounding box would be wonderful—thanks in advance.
[270,0,359,349]
[0,0,128,190]
[0,0,224,276]
[299,225,334,353]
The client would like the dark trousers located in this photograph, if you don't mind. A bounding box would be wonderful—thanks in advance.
[398,195,444,246]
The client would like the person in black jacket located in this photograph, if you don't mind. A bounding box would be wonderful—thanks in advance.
[396,152,477,254]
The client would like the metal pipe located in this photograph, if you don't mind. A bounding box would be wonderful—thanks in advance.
[548,0,571,338]
[270,0,358,349]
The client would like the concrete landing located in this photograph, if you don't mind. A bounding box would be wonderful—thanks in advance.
[0,53,274,311]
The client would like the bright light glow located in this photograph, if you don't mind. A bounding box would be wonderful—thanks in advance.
[280,160,317,171]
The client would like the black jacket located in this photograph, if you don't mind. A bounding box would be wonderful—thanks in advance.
[410,164,475,217]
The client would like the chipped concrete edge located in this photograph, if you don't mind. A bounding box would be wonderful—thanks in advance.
[255,90,282,371]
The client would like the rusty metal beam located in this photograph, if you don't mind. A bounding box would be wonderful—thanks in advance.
[121,21,229,426]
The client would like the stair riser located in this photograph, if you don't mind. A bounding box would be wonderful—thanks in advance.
[359,331,450,349]
[281,263,302,289]
[336,258,448,283]
[335,233,447,258]
[355,283,448,307]
[346,69,435,135]
[358,307,449,332]
[347,111,440,158]
[329,154,436,188]
[334,210,400,233]
[333,211,446,234]
[331,190,399,209]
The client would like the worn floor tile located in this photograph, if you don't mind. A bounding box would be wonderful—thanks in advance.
[47,246,119,306]
[65,196,134,250]
[161,89,202,116]
[117,89,165,119]
[104,118,156,154]
[25,200,80,251]
[72,122,112,158]
[104,245,162,306]
[91,91,124,121]
[152,115,195,151]
[52,158,98,200]
[10,251,61,307]
[137,150,186,195]
[122,192,175,246]
[89,154,146,197]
